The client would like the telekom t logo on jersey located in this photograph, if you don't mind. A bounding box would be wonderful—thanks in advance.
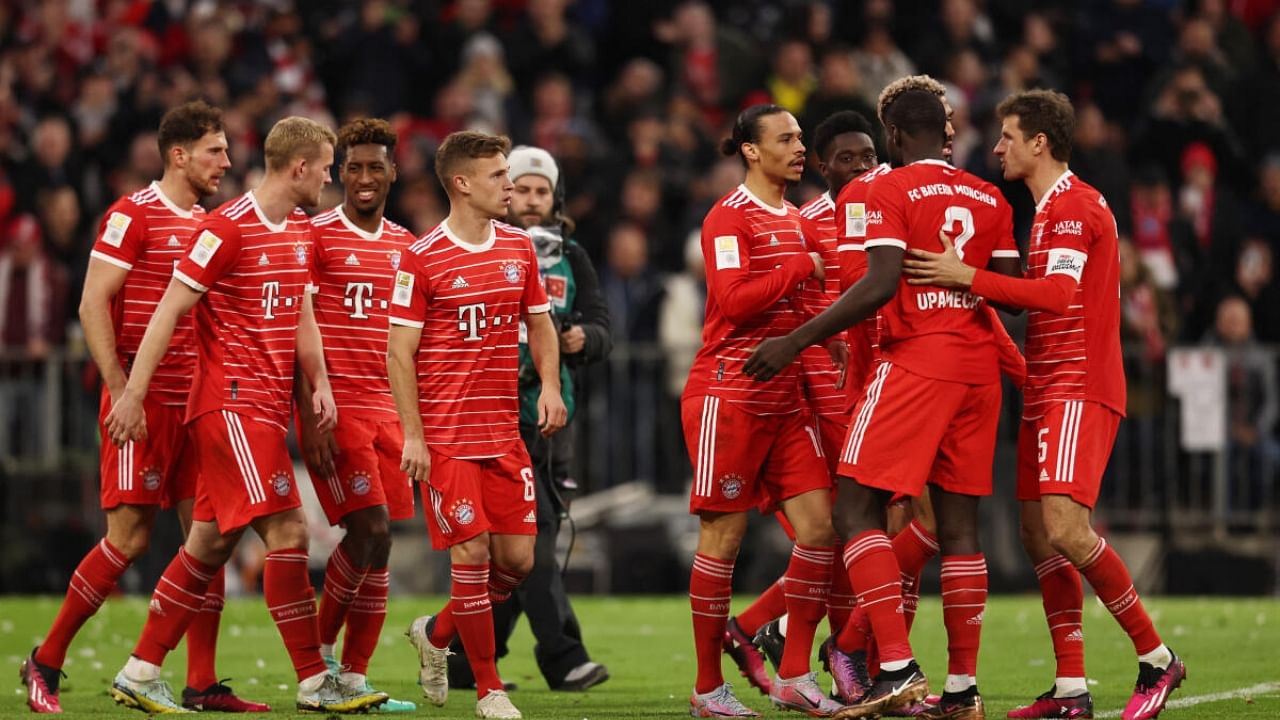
[262,281,281,319]
[344,282,376,319]
[458,302,487,341]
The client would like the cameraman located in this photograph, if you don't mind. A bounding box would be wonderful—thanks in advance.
[447,146,612,691]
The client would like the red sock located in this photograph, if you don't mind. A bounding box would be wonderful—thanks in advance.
[1077,538,1162,655]
[1035,555,1085,677]
[488,565,526,605]
[264,550,326,681]
[902,574,922,634]
[827,552,855,634]
[690,553,734,694]
[317,544,367,646]
[940,554,987,677]
[36,539,130,669]
[736,579,785,636]
[446,564,501,698]
[843,531,911,665]
[894,520,939,580]
[779,545,833,678]
[835,604,871,654]
[133,548,216,666]
[185,567,225,689]
[342,567,389,676]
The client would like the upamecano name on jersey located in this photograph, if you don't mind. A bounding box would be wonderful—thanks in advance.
[906,183,998,207]
[916,289,984,311]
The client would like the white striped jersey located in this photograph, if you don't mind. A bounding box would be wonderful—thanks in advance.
[389,219,550,459]
[308,206,415,420]
[173,191,313,432]
[89,182,203,407]
[1022,171,1125,419]
[683,184,816,416]
[795,191,848,418]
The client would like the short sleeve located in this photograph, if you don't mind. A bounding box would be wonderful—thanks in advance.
[838,188,869,250]
[306,222,322,294]
[991,200,1020,259]
[1041,193,1092,282]
[863,175,907,251]
[174,218,242,292]
[388,249,428,328]
[523,243,551,314]
[89,200,147,270]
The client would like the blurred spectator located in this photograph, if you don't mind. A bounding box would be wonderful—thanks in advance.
[658,230,706,399]
[506,0,596,100]
[1072,102,1132,229]
[655,1,762,128]
[599,58,666,145]
[1250,154,1280,237]
[852,20,916,103]
[1195,0,1257,74]
[1129,167,1182,291]
[912,0,997,80]
[799,46,877,140]
[1175,142,1245,291]
[1232,11,1280,158]
[17,116,79,212]
[455,33,521,135]
[766,40,816,116]
[1023,11,1070,93]
[1075,0,1174,126]
[1120,237,1178,366]
[322,0,432,118]
[1234,237,1280,343]
[601,222,663,343]
[1132,63,1247,192]
[1171,15,1237,98]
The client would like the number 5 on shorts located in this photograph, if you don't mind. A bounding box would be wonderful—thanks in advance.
[1037,427,1049,464]
[521,467,535,501]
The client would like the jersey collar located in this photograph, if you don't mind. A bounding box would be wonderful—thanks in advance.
[336,205,384,241]
[737,184,789,216]
[1036,170,1075,213]
[247,191,287,233]
[440,218,496,252]
[150,181,194,219]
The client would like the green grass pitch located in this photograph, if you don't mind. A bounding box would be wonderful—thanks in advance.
[1,595,1277,718]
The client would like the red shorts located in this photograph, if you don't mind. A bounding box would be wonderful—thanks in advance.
[682,395,831,514]
[815,412,847,476]
[98,392,196,509]
[302,413,415,526]
[190,410,301,532]
[1016,400,1121,509]
[422,445,536,550]
[837,362,1000,498]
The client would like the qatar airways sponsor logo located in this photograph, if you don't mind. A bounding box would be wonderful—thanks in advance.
[1052,219,1083,236]
[916,289,982,311]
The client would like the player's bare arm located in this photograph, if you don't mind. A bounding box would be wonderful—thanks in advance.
[295,293,337,432]
[744,245,902,381]
[388,323,429,481]
[525,310,568,437]
[294,293,338,478]
[79,258,133,401]
[907,231,1079,315]
[104,277,203,446]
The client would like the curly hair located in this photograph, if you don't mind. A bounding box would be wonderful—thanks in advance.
[337,117,398,160]
[158,100,223,163]
[877,74,947,126]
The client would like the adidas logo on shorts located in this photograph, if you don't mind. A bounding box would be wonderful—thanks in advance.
[523,510,536,523]
[1039,468,1051,482]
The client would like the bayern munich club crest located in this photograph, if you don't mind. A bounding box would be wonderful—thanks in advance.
[501,260,523,284]
[719,473,744,500]
[270,472,292,496]
[295,244,307,265]
[389,250,401,270]
[451,500,477,525]
[350,473,371,496]
[141,466,162,491]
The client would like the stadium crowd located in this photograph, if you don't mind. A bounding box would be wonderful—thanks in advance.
[0,0,1278,486]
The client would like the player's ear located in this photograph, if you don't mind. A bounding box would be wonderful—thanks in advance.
[453,173,470,196]
[388,162,398,184]
[742,142,758,164]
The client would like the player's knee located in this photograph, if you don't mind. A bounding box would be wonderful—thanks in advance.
[793,516,838,547]
[935,522,979,556]
[109,527,151,560]
[1042,517,1089,560]
[452,538,491,566]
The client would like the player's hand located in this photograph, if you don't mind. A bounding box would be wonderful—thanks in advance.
[903,230,976,288]
[743,335,800,382]
[312,386,338,433]
[808,252,826,281]
[104,386,147,446]
[401,437,431,482]
[559,325,585,355]
[300,424,339,481]
[826,339,849,389]
[537,388,568,437]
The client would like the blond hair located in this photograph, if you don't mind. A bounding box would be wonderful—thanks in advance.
[264,116,337,171]
[877,75,947,126]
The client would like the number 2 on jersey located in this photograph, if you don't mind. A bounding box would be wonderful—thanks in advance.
[941,206,975,259]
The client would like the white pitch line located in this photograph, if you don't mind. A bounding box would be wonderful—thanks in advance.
[1095,681,1280,718]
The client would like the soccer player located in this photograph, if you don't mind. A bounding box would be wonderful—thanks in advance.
[445,144,613,693]
[103,116,387,714]
[20,101,268,714]
[682,103,842,718]
[745,88,1023,719]
[299,117,417,711]
[722,109,879,693]
[394,131,567,720]
[902,89,1186,720]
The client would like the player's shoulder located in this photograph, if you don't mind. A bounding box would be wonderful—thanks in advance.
[407,223,448,256]
[104,187,154,220]
[798,192,833,219]
[493,220,531,242]
[310,207,342,229]
[383,217,414,240]
[211,193,256,222]
[1046,173,1106,215]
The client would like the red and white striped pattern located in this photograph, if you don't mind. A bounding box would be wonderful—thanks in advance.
[222,410,266,505]
[690,553,734,618]
[487,566,526,604]
[783,545,834,602]
[265,551,315,626]
[795,190,848,419]
[841,362,892,466]
[350,568,389,616]
[322,544,367,607]
[692,396,720,498]
[451,565,493,617]
[427,485,451,534]
[67,539,126,609]
[390,220,549,459]
[1054,400,1084,484]
[116,440,135,491]
[89,183,204,407]
[309,207,414,420]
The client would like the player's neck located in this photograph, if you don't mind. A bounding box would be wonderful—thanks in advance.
[743,173,786,208]
[341,201,383,233]
[252,177,299,225]
[1027,161,1071,206]
[444,205,494,245]
[156,173,198,211]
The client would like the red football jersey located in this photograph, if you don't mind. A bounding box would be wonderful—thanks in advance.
[864,159,1020,385]
[796,191,846,418]
[1022,171,1125,419]
[683,185,816,416]
[834,163,893,397]
[309,206,415,421]
[89,182,203,408]
[173,192,313,432]
[388,219,550,459]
